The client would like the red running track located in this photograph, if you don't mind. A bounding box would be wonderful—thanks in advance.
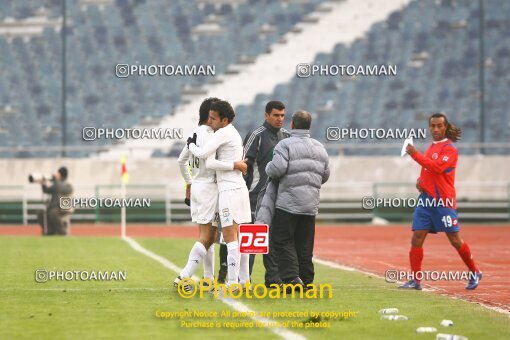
[314,225,510,313]
[1,224,509,313]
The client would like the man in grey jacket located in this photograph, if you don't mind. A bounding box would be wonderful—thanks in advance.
[265,110,330,288]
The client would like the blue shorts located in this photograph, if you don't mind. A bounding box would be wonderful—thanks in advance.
[412,194,460,234]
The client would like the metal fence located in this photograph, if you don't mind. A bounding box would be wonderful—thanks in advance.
[0,182,508,224]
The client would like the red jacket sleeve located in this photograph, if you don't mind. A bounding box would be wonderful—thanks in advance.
[411,145,457,174]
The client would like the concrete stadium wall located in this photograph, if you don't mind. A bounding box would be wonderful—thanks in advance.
[0,156,508,200]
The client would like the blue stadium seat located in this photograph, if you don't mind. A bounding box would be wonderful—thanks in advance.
[0,0,508,157]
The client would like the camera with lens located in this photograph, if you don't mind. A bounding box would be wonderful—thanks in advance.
[28,173,55,184]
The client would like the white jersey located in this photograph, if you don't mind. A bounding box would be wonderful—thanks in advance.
[177,125,233,184]
[189,124,245,192]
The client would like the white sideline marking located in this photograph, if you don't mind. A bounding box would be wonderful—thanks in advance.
[124,237,306,340]
[314,257,510,317]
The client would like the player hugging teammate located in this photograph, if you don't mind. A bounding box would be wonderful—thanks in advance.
[174,98,248,292]
[175,98,252,293]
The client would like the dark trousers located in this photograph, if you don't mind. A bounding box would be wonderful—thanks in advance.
[271,208,315,285]
[248,235,281,283]
[38,208,67,235]
[248,209,281,283]
[218,243,228,283]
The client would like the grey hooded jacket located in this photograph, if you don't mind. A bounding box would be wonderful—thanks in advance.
[260,129,330,218]
[254,178,278,225]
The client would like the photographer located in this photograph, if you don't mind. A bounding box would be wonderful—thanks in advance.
[36,167,73,236]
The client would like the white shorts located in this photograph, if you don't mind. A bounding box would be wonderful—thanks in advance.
[190,182,218,224]
[218,187,251,227]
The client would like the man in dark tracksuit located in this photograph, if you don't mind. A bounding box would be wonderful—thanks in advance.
[217,101,289,286]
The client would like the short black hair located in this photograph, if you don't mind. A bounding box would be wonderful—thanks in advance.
[199,97,220,125]
[210,100,235,123]
[58,166,68,180]
[265,101,285,114]
[292,110,312,129]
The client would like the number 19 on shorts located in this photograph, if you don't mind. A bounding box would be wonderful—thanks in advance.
[441,215,458,228]
[239,224,269,254]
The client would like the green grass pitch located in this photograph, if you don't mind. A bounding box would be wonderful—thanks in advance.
[1,236,509,339]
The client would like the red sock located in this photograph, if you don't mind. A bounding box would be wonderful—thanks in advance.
[457,242,479,273]
[410,247,424,283]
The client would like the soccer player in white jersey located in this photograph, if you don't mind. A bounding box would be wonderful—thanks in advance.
[174,98,247,290]
[188,100,252,291]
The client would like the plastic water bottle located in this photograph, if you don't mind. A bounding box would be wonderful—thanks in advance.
[440,319,454,327]
[380,315,409,320]
[436,334,468,340]
[416,327,437,333]
[378,308,399,314]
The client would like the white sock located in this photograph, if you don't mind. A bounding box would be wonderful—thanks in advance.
[203,244,215,280]
[239,253,250,285]
[226,241,240,286]
[180,242,207,278]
